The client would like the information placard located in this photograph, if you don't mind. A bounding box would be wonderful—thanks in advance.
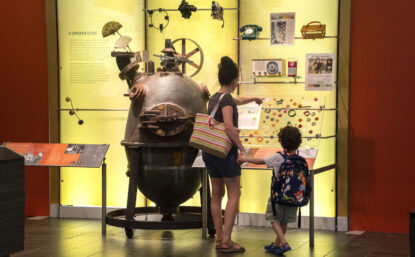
[4,142,109,168]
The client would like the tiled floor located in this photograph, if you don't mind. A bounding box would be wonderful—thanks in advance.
[11,218,410,257]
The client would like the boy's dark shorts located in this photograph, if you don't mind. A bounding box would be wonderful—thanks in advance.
[202,146,241,178]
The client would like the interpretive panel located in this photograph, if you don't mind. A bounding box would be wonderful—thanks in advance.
[4,142,109,168]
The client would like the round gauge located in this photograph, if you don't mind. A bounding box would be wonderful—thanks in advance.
[244,27,254,36]
[266,61,279,75]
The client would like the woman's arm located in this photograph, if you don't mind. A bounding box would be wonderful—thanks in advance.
[233,96,263,105]
[237,155,265,165]
[222,105,245,154]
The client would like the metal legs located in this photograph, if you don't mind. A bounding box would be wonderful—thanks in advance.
[102,159,107,236]
[309,169,314,248]
[202,168,208,239]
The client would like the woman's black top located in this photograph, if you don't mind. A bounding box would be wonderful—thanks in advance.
[207,93,238,128]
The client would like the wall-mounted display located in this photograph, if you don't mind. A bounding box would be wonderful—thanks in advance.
[301,21,326,39]
[240,24,263,40]
[270,12,295,46]
[252,59,283,76]
[146,0,234,32]
[211,1,224,27]
[287,58,298,77]
[240,96,325,147]
[147,9,170,32]
[178,0,197,19]
[305,53,335,91]
[57,0,339,219]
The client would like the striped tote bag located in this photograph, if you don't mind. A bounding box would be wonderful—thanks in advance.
[189,94,232,159]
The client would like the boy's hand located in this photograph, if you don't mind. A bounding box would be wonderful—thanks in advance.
[237,153,247,164]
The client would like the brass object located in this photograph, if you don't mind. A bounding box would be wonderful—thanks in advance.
[102,21,122,37]
[301,21,326,39]
[128,83,145,100]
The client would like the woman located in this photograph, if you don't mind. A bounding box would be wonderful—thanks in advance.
[202,56,262,253]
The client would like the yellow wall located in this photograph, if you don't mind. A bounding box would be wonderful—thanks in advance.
[58,0,338,218]
[58,0,145,207]
[238,0,338,217]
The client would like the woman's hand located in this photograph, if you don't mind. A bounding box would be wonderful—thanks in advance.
[254,97,264,105]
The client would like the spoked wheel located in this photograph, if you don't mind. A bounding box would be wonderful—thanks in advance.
[172,38,204,77]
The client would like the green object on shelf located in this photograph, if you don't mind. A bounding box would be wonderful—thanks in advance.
[240,24,262,40]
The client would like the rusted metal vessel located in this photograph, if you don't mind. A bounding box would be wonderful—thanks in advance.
[112,38,209,220]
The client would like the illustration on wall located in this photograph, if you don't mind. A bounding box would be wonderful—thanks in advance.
[305,53,335,91]
[270,12,295,46]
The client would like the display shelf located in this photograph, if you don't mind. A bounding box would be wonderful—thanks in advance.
[144,8,238,12]
[233,36,338,40]
[240,135,336,140]
[60,108,128,111]
[239,77,337,85]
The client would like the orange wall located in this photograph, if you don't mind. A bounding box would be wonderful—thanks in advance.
[350,1,415,233]
[0,1,49,216]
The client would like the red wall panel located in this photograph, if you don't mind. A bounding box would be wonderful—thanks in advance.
[350,1,415,233]
[0,2,49,216]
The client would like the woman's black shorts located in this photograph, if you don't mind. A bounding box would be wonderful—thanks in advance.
[202,146,241,178]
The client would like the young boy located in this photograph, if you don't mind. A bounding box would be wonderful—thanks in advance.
[238,126,303,255]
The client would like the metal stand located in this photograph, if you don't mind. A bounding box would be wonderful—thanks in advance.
[103,160,214,238]
[309,163,337,248]
[309,169,314,248]
[102,158,107,236]
[202,168,208,239]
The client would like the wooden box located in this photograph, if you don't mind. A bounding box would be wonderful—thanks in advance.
[0,147,25,256]
[301,21,326,39]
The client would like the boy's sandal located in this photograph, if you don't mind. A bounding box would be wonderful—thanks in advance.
[221,241,246,253]
[264,242,280,251]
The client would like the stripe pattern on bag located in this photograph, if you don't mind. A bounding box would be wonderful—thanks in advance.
[189,113,232,158]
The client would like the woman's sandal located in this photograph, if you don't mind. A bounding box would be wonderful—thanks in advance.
[221,241,246,253]
[215,239,223,249]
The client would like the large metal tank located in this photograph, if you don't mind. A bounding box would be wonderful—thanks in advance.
[111,38,209,219]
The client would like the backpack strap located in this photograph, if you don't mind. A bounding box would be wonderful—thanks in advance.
[278,151,288,160]
[271,175,277,216]
[271,151,288,215]
[271,196,277,216]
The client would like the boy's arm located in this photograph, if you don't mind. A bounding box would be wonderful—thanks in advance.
[237,155,266,165]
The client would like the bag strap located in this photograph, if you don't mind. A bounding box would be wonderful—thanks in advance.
[209,93,226,119]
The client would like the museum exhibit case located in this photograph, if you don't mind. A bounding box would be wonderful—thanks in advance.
[54,0,347,231]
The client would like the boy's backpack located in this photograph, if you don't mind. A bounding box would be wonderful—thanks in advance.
[271,151,311,213]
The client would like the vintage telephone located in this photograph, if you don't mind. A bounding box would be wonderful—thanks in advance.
[239,24,262,40]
